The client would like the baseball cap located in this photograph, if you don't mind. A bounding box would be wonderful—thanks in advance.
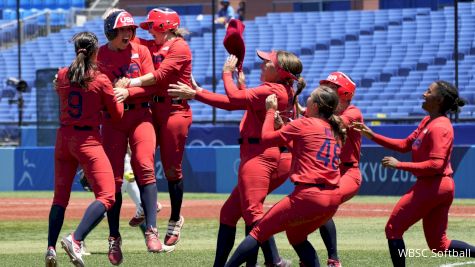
[223,19,246,71]
[257,50,297,81]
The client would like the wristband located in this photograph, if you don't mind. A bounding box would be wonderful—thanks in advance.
[129,78,142,87]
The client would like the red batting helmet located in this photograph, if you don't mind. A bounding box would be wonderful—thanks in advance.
[320,71,356,101]
[104,10,138,41]
[140,8,180,32]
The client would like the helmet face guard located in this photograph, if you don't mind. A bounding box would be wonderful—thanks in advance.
[320,72,356,101]
[140,8,180,33]
[104,10,138,41]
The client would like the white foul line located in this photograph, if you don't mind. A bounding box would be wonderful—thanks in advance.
[440,261,475,267]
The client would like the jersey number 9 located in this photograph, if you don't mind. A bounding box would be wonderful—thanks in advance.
[68,91,83,119]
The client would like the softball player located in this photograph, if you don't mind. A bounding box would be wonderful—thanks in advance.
[169,51,305,266]
[98,9,162,263]
[45,31,123,267]
[226,86,346,267]
[318,71,363,267]
[116,8,192,246]
[353,81,475,266]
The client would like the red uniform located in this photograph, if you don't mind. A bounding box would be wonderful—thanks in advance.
[53,68,123,210]
[250,110,342,245]
[97,42,156,191]
[372,116,455,251]
[338,105,363,202]
[130,37,192,181]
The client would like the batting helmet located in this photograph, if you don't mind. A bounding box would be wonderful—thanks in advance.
[140,8,180,32]
[104,10,138,41]
[320,71,356,101]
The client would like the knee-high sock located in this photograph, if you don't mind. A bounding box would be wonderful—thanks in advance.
[292,240,319,267]
[319,218,338,260]
[80,212,105,240]
[74,200,106,241]
[107,192,122,237]
[261,236,281,265]
[245,224,258,266]
[168,180,184,221]
[388,239,406,267]
[124,180,143,215]
[47,205,65,248]
[449,240,475,257]
[214,223,237,267]
[225,235,259,267]
[139,183,158,228]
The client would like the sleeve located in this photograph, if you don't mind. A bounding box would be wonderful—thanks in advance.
[396,158,445,176]
[127,45,156,98]
[426,126,452,159]
[152,41,191,85]
[261,109,299,146]
[101,75,124,121]
[222,72,247,106]
[223,72,273,111]
[371,123,421,153]
[340,107,362,126]
[195,89,246,111]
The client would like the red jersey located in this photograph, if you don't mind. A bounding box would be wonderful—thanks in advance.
[339,105,363,164]
[97,42,154,104]
[56,68,123,127]
[262,112,341,186]
[223,72,294,139]
[372,116,454,178]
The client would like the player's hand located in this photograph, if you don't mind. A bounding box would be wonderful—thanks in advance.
[266,94,278,111]
[113,87,130,103]
[274,111,284,130]
[115,77,130,88]
[381,156,399,169]
[223,54,238,73]
[350,122,374,139]
[168,82,197,100]
[237,71,246,87]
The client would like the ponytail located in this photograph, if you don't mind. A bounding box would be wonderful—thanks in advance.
[292,76,306,115]
[68,32,99,88]
[328,115,347,145]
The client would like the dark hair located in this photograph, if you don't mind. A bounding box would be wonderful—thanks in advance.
[434,80,466,114]
[276,50,307,112]
[312,86,347,144]
[68,32,99,88]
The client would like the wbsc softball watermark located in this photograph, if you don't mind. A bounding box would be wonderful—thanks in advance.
[399,249,471,258]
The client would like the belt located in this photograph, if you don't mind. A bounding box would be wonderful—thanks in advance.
[279,146,289,153]
[342,162,356,167]
[61,125,95,131]
[238,137,260,144]
[153,95,183,104]
[294,182,338,189]
[124,102,150,111]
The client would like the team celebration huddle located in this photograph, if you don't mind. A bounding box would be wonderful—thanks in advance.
[45,6,475,267]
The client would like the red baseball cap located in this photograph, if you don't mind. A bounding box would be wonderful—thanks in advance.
[257,50,297,81]
[223,19,245,71]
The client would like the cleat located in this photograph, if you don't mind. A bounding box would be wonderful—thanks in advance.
[265,257,291,267]
[161,244,176,253]
[61,233,84,267]
[327,258,342,267]
[108,236,123,265]
[80,241,91,256]
[129,202,162,227]
[164,215,184,246]
[45,246,57,267]
[145,226,163,253]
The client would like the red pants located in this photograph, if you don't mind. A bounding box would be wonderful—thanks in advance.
[385,176,454,251]
[102,107,156,192]
[339,166,362,203]
[251,185,341,245]
[220,144,281,226]
[53,126,115,210]
[152,102,192,181]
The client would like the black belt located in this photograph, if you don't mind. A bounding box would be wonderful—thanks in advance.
[238,137,260,144]
[124,102,150,111]
[64,125,94,131]
[279,146,289,153]
[342,162,356,167]
[294,182,338,189]
[153,95,183,104]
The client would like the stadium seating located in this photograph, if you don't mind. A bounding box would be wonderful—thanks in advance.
[1,3,474,125]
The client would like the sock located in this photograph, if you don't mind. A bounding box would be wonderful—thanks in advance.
[245,224,258,266]
[139,222,147,238]
[107,192,122,237]
[319,218,338,260]
[140,183,158,228]
[448,240,475,257]
[74,200,106,241]
[80,211,105,240]
[213,223,237,267]
[168,179,184,222]
[225,235,259,267]
[388,239,406,267]
[47,205,66,248]
[261,236,280,265]
[292,240,319,267]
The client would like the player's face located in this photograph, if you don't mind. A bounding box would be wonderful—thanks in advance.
[260,60,279,82]
[148,27,168,46]
[422,83,442,113]
[306,90,318,117]
[111,26,135,50]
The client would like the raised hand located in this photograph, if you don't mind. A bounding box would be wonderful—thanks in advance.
[223,54,238,73]
[351,121,375,139]
[168,82,197,100]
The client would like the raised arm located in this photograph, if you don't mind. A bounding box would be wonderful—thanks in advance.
[352,122,418,153]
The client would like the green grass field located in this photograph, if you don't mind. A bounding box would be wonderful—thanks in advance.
[0,192,474,267]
